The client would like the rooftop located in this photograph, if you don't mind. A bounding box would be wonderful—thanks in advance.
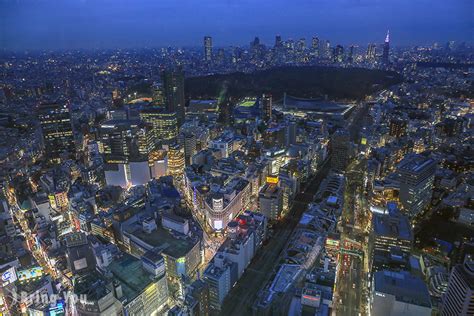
[108,253,161,301]
[129,225,198,259]
[373,211,412,241]
[374,270,431,308]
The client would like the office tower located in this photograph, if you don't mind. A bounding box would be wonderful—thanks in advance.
[382,30,390,63]
[204,36,212,62]
[325,40,331,58]
[37,101,75,162]
[140,108,178,143]
[397,154,436,216]
[216,48,225,64]
[261,94,272,122]
[442,260,474,315]
[366,43,377,61]
[187,280,210,316]
[275,35,282,48]
[335,45,344,62]
[311,36,320,54]
[152,83,165,106]
[162,70,186,125]
[99,120,154,187]
[389,118,407,138]
[348,45,355,63]
[330,130,351,171]
[258,183,283,220]
[372,204,413,272]
[182,132,197,166]
[297,38,306,52]
[98,120,153,164]
[167,143,185,179]
[204,254,237,312]
[371,271,432,316]
[285,121,297,146]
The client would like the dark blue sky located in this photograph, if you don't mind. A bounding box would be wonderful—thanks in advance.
[1,0,472,50]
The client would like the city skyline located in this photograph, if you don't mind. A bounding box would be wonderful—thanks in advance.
[0,1,472,315]
[1,0,472,50]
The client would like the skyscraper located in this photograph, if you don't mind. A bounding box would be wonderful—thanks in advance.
[204,36,212,62]
[311,36,320,56]
[167,143,185,180]
[335,45,344,63]
[397,154,436,216]
[98,119,153,164]
[140,108,178,144]
[37,101,75,162]
[297,38,306,52]
[162,70,186,125]
[330,130,351,171]
[382,30,390,63]
[442,260,474,315]
[181,132,197,166]
[325,40,331,58]
[348,45,355,63]
[261,94,272,122]
[275,35,282,48]
[366,43,377,61]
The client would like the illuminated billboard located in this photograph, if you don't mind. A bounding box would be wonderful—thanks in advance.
[325,238,340,248]
[17,266,44,282]
[266,176,279,184]
[1,266,17,286]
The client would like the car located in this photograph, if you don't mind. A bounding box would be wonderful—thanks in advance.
[352,283,356,289]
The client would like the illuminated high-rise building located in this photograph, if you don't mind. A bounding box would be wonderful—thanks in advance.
[382,30,390,63]
[325,40,331,58]
[162,69,185,125]
[442,260,474,316]
[204,36,213,62]
[330,129,351,171]
[180,132,197,166]
[37,101,75,162]
[258,183,283,220]
[311,36,320,55]
[152,83,165,105]
[397,154,436,216]
[366,43,377,61]
[261,94,272,122]
[335,45,344,62]
[140,109,178,144]
[389,118,407,138]
[167,143,185,179]
[297,38,306,52]
[98,119,154,164]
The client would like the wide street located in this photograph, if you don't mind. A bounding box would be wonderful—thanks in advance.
[220,160,331,316]
[334,102,372,316]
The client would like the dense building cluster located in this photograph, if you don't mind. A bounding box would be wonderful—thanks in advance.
[0,33,472,316]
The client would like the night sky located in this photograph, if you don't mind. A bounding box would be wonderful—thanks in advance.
[1,0,472,50]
